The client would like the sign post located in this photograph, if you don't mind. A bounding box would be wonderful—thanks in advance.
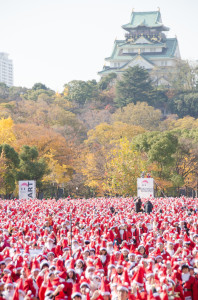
[137,178,154,198]
[19,180,36,200]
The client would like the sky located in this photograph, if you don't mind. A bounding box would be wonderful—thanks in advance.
[0,0,198,91]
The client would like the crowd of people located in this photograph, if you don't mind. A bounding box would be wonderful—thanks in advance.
[0,197,198,300]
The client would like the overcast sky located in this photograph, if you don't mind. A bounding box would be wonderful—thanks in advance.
[0,0,198,91]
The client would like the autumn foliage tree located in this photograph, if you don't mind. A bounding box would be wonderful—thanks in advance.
[104,138,147,196]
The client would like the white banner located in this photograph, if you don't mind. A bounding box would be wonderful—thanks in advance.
[137,178,154,198]
[19,180,36,200]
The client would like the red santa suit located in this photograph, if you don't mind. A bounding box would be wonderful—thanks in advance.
[182,273,198,300]
[24,276,39,298]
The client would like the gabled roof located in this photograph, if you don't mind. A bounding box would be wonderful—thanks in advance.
[121,54,155,70]
[105,38,178,62]
[122,11,169,31]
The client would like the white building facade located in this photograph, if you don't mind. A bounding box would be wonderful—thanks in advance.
[0,52,13,86]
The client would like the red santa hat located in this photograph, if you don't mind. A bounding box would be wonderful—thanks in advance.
[116,258,125,269]
[145,262,154,278]
[100,240,107,251]
[95,259,104,272]
[45,279,54,297]
[5,274,13,287]
[80,277,90,289]
[18,278,25,297]
[117,279,129,292]
[4,262,14,274]
[100,277,110,296]
[31,259,40,273]
[108,255,116,269]
[121,268,131,288]
[67,259,75,273]
[62,239,69,251]
[86,261,95,271]
[58,271,67,283]
[132,266,145,286]
[71,284,82,299]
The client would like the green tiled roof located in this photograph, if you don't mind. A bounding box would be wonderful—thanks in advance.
[122,11,169,31]
[118,42,166,49]
[105,38,178,61]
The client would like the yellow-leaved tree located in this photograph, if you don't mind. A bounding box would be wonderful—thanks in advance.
[0,117,15,144]
[42,152,73,187]
[81,122,145,195]
[103,138,147,196]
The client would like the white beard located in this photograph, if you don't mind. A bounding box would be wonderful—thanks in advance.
[73,245,79,251]
[91,280,101,290]
[107,246,113,255]
[182,273,190,282]
[111,291,117,300]
[85,271,93,280]
[82,295,87,300]
[100,255,106,263]
[131,228,136,233]
[120,229,124,238]
[3,290,14,300]
[45,241,54,251]
[167,249,174,256]
[75,268,83,276]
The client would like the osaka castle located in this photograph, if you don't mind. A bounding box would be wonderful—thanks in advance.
[98,10,181,86]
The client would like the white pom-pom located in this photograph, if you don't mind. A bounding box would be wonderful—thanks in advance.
[60,284,64,289]
[85,288,90,293]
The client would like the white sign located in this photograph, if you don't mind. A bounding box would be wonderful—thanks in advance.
[19,180,36,200]
[137,178,154,198]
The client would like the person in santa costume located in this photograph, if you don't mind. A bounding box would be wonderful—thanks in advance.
[24,260,40,298]
[181,264,198,300]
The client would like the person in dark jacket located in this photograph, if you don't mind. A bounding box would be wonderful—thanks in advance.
[144,200,153,214]
[135,198,142,213]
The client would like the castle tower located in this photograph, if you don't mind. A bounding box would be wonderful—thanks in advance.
[98,10,181,86]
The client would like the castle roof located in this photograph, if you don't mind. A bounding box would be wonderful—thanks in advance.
[105,38,178,62]
[122,11,169,31]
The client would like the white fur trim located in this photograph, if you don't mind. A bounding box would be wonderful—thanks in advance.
[72,292,82,298]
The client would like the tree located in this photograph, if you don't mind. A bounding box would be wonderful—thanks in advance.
[64,80,98,106]
[134,131,178,180]
[16,146,48,189]
[112,102,162,130]
[98,73,117,90]
[43,151,73,186]
[0,117,15,144]
[115,66,153,107]
[0,144,19,196]
[81,122,145,194]
[32,83,48,91]
[168,60,198,91]
[104,138,147,196]
[169,91,198,118]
